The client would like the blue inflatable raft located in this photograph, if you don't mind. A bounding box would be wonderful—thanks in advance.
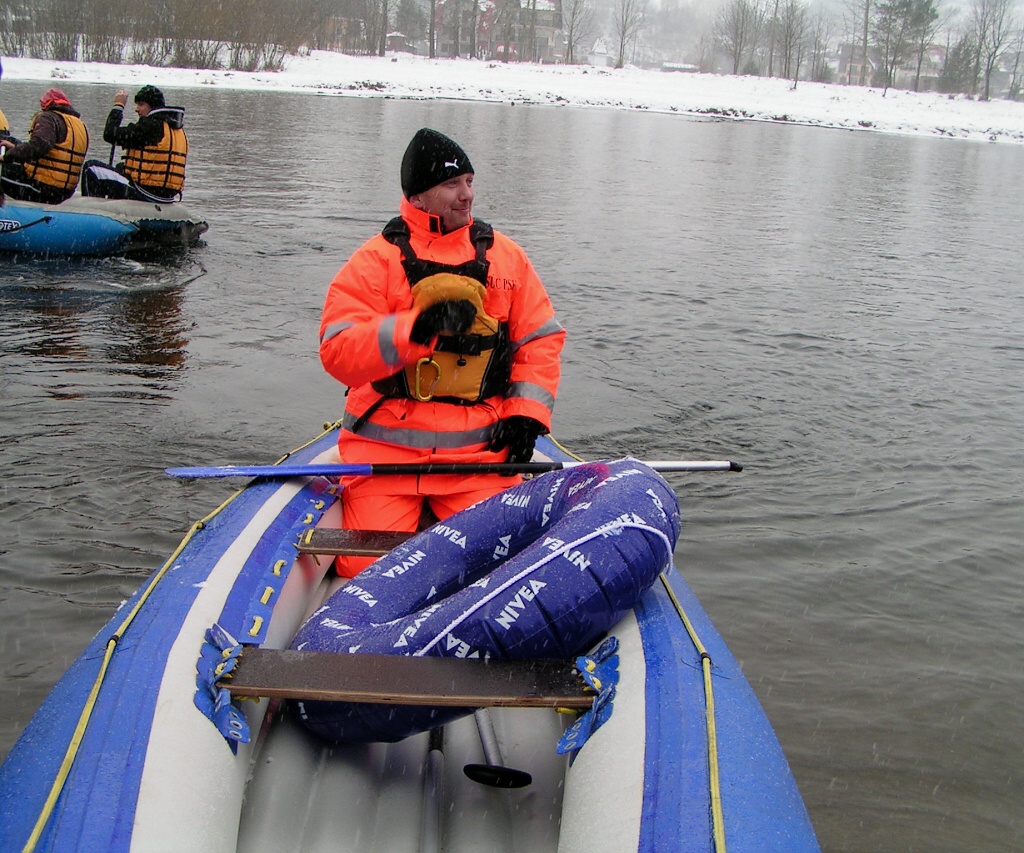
[0,196,206,256]
[0,425,819,853]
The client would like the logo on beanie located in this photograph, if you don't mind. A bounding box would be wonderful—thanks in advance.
[444,160,459,169]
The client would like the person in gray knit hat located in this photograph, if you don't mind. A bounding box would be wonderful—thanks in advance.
[318,127,566,579]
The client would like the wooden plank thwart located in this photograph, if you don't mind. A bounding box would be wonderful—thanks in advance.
[296,528,413,557]
[219,648,595,709]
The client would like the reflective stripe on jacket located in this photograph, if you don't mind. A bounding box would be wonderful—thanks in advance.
[24,112,88,191]
[319,198,564,488]
[124,122,188,192]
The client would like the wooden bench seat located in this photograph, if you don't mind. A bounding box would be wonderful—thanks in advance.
[296,528,413,558]
[219,648,594,709]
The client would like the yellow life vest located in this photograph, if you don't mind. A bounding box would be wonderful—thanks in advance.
[0,107,9,135]
[401,273,508,403]
[124,119,188,192]
[24,112,89,191]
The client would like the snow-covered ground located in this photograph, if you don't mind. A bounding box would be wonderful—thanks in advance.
[4,51,1024,145]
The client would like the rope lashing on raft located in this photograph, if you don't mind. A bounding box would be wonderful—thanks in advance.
[20,497,236,853]
[18,422,345,853]
[0,215,54,234]
[660,573,728,853]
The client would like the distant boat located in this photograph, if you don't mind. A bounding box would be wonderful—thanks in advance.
[0,195,207,257]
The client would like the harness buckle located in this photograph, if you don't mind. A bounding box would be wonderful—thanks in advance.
[412,357,441,402]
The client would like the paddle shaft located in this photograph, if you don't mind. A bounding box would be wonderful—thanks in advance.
[167,459,742,479]
[464,708,532,789]
[420,727,444,853]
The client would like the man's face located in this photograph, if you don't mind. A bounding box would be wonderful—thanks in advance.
[410,173,475,232]
[135,101,152,118]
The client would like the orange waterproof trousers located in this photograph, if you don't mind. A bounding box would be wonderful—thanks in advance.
[334,477,519,578]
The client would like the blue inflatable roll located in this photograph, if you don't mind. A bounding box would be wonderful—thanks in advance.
[291,459,681,743]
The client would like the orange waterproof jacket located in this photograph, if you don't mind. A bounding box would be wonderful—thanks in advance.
[320,198,565,495]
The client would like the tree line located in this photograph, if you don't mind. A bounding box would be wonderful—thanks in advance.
[1,0,341,70]
[710,0,1021,98]
[2,0,1021,99]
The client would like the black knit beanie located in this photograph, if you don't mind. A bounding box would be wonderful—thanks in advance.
[134,85,165,109]
[401,128,474,198]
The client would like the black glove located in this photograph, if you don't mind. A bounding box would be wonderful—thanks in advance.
[488,416,547,464]
[410,299,477,345]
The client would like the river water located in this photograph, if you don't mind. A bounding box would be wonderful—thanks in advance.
[1,80,1022,852]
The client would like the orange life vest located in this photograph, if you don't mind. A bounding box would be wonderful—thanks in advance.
[398,273,509,404]
[123,116,188,192]
[24,112,88,191]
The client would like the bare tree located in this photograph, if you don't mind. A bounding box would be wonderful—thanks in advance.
[612,0,646,68]
[808,5,836,81]
[715,0,765,74]
[1008,25,1024,98]
[767,0,781,76]
[873,0,916,93]
[378,0,392,56]
[524,0,538,60]
[38,0,83,60]
[496,0,520,60]
[396,0,428,43]
[778,0,810,80]
[429,0,438,56]
[695,31,718,71]
[468,0,479,58]
[563,0,595,63]
[447,0,462,56]
[970,0,1016,98]
[908,0,944,89]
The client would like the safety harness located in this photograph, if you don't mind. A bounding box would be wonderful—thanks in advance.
[355,218,512,431]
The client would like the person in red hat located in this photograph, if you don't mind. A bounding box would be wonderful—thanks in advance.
[0,88,89,204]
[320,127,565,578]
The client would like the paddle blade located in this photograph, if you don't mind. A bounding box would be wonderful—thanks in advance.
[165,463,372,479]
[463,762,533,789]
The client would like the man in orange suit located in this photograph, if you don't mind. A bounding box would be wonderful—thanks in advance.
[320,127,565,577]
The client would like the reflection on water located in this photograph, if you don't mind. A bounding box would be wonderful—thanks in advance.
[1,253,201,387]
[104,286,191,374]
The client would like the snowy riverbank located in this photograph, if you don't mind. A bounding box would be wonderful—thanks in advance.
[4,51,1024,144]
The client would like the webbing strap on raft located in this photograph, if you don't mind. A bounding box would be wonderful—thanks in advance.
[659,573,728,853]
